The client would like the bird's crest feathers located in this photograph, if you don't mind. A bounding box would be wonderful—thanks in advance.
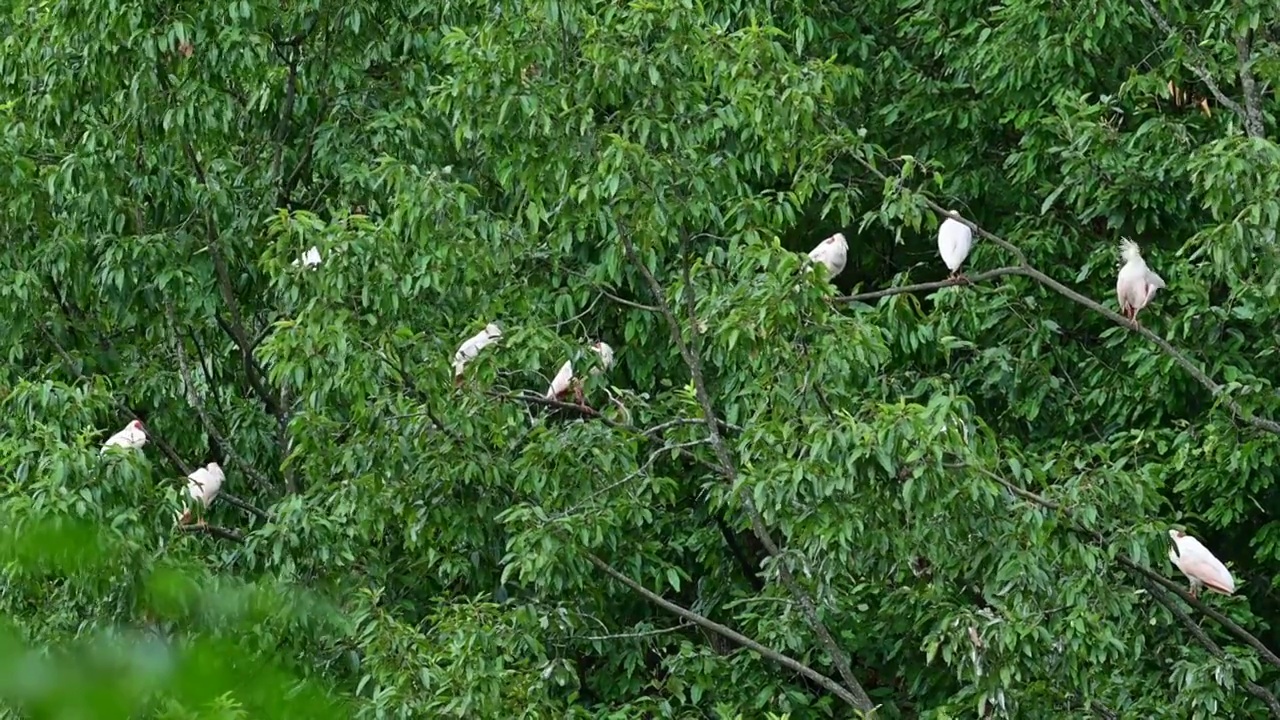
[1119,239,1142,263]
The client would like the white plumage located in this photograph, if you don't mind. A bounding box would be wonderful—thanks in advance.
[292,246,322,269]
[101,419,147,453]
[546,360,575,399]
[178,462,225,525]
[453,322,503,385]
[545,342,615,400]
[1115,239,1164,321]
[807,233,848,279]
[1168,529,1235,598]
[938,214,974,277]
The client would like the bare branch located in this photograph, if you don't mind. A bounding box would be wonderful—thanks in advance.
[584,551,874,713]
[619,228,877,713]
[835,266,1026,303]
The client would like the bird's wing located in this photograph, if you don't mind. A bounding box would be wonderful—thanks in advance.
[1145,269,1166,289]
[547,361,573,397]
[1180,541,1234,593]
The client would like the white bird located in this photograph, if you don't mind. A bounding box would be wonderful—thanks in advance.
[938,213,974,280]
[453,322,503,386]
[1168,529,1235,598]
[178,462,225,525]
[101,419,147,453]
[546,342,615,406]
[292,246,322,269]
[1115,239,1165,322]
[807,232,848,279]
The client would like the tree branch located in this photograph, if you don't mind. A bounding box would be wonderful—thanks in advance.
[851,155,1280,436]
[584,550,873,713]
[1235,26,1266,139]
[179,522,245,543]
[166,303,274,493]
[835,266,1026,303]
[1138,573,1280,718]
[619,227,877,714]
[1133,0,1261,137]
[947,459,1280,676]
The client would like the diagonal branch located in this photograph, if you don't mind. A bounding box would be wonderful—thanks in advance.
[37,323,271,523]
[1137,573,1280,717]
[1133,0,1262,137]
[166,303,274,493]
[852,155,1280,436]
[619,227,877,714]
[584,550,872,712]
[949,459,1280,675]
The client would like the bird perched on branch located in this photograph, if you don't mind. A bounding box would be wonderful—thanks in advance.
[292,246,322,269]
[1115,239,1164,322]
[453,322,503,386]
[937,211,974,281]
[101,419,147,453]
[546,341,614,408]
[1168,528,1235,598]
[177,462,225,525]
[807,232,848,280]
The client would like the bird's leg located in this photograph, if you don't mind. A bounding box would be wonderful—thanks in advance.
[453,373,465,388]
[573,383,587,410]
[1189,583,1199,599]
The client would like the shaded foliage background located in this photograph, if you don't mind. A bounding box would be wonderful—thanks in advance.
[2,0,1280,717]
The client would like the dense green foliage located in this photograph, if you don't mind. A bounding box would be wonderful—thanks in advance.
[3,0,1280,716]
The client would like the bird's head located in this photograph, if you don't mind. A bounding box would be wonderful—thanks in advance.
[591,341,615,369]
[129,419,145,431]
[1169,529,1185,540]
[484,322,503,338]
[206,462,224,476]
[825,232,847,249]
[1119,238,1142,263]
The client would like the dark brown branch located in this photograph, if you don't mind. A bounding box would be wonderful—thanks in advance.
[1133,0,1261,137]
[179,522,245,543]
[619,229,877,714]
[1139,574,1280,717]
[166,303,274,492]
[852,156,1280,437]
[584,551,871,713]
[835,266,1026,303]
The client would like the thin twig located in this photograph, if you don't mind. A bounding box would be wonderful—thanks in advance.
[836,266,1025,303]
[584,551,872,713]
[619,227,877,714]
[579,620,694,642]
